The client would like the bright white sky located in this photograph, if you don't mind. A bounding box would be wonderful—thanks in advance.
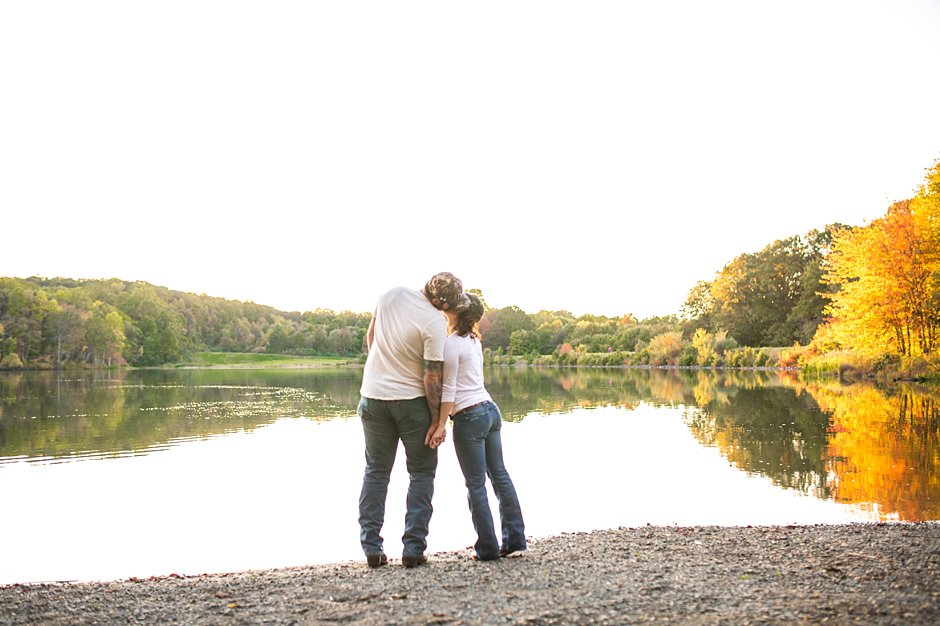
[2,1,939,319]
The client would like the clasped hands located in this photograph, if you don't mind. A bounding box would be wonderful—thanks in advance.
[425,424,447,449]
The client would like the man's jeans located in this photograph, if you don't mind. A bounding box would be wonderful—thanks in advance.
[452,401,526,560]
[358,396,437,559]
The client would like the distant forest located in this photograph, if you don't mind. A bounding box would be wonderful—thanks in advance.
[0,277,371,368]
[2,158,937,371]
[0,227,830,370]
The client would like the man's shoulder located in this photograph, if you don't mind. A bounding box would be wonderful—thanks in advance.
[379,286,415,301]
[380,287,437,314]
[376,287,413,311]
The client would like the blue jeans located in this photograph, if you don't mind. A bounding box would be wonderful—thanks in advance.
[452,401,526,561]
[358,396,438,558]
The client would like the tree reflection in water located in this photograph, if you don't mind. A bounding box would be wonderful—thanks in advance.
[488,367,939,520]
[807,381,940,521]
[1,366,936,520]
[0,368,364,462]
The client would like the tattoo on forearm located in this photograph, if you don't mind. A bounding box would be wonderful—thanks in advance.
[424,360,443,417]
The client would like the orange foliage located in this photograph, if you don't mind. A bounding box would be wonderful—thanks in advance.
[806,382,940,521]
[820,161,940,358]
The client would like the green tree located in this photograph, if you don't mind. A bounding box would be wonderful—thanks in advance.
[701,233,831,346]
[327,327,359,355]
[0,276,378,366]
[0,279,51,360]
[118,285,186,365]
[306,324,330,354]
[43,302,86,365]
[681,280,715,331]
[85,305,126,366]
[467,288,489,309]
[786,226,842,344]
[266,323,293,354]
[480,306,535,351]
[508,329,543,355]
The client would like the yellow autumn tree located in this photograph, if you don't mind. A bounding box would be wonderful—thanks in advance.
[818,160,940,358]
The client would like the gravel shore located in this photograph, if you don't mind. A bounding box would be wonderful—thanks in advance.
[2,524,938,625]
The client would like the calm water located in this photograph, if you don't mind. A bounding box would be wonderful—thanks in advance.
[1,367,937,584]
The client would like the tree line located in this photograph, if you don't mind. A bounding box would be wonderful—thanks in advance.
[2,158,937,371]
[483,158,940,371]
[0,235,858,370]
[0,274,808,370]
[0,277,369,368]
[681,157,940,374]
[473,220,835,367]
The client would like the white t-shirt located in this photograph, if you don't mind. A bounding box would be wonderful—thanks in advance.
[442,333,492,413]
[360,286,447,400]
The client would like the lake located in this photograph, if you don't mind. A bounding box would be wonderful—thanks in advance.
[1,367,937,584]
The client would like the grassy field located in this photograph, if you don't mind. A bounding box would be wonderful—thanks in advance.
[184,352,357,368]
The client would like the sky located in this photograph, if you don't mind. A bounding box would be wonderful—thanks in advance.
[2,1,939,319]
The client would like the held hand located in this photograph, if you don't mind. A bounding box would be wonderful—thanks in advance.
[425,424,447,449]
[424,423,440,447]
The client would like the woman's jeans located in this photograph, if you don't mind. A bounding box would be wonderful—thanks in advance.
[358,396,437,559]
[452,401,526,560]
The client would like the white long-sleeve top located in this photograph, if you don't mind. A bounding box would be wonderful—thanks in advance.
[441,333,492,414]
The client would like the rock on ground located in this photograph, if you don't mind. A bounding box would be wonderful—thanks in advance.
[1,524,938,625]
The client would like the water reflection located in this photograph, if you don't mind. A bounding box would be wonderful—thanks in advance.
[684,380,831,498]
[807,380,940,521]
[2,366,939,584]
[1,367,937,521]
[485,367,939,521]
[486,367,780,419]
[0,368,363,463]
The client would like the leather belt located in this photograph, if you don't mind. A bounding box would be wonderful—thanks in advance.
[451,401,489,418]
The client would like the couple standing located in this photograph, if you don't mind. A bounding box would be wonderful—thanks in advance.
[357,272,526,567]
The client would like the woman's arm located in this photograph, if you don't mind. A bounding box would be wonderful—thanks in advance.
[426,337,459,448]
[426,400,453,449]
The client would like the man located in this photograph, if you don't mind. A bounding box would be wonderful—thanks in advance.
[357,272,470,568]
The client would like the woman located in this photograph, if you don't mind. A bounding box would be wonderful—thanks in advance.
[426,294,526,561]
